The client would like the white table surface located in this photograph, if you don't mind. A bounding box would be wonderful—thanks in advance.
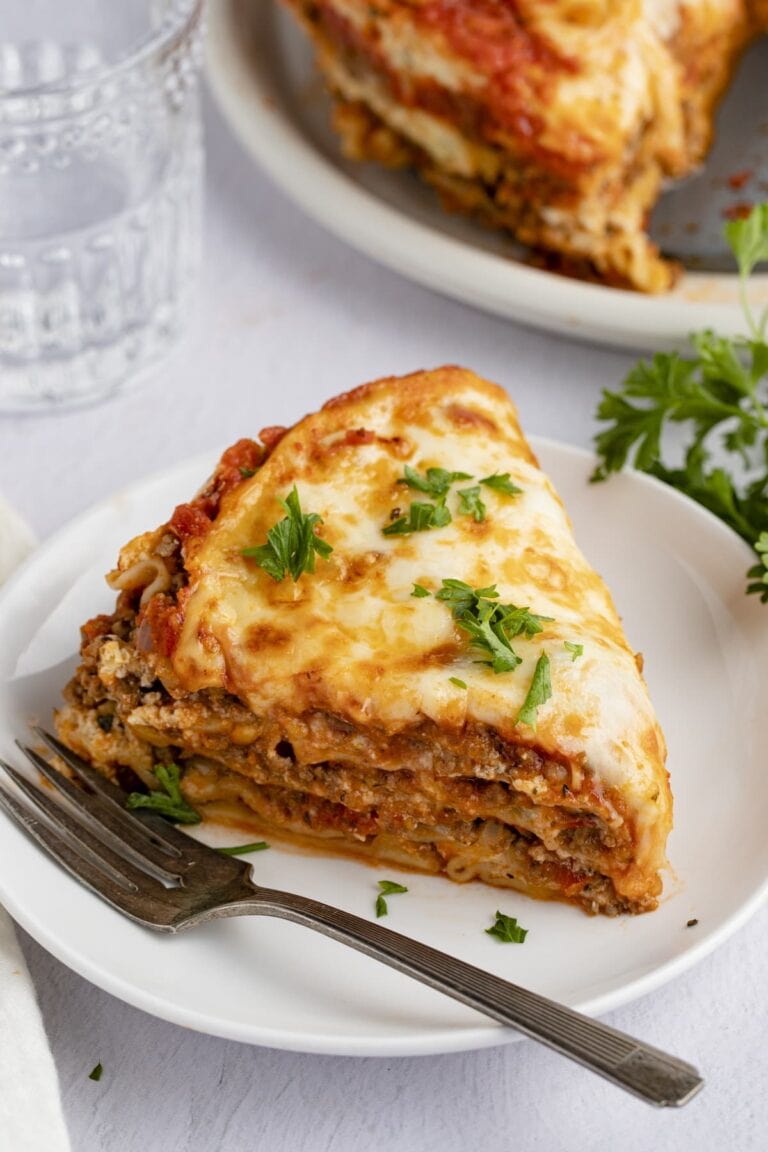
[1,90,767,1152]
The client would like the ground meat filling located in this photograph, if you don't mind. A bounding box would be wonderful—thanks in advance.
[56,618,647,916]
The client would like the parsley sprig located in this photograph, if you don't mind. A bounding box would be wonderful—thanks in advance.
[375,879,408,917]
[479,472,523,497]
[384,500,451,536]
[385,465,523,535]
[436,579,553,674]
[515,653,552,731]
[592,204,768,600]
[126,763,201,825]
[400,465,473,498]
[486,910,528,943]
[747,531,768,602]
[725,204,768,341]
[242,486,333,581]
[385,466,469,535]
[457,485,487,523]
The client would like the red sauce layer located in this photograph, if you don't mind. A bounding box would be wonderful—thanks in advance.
[314,0,590,179]
[419,0,577,140]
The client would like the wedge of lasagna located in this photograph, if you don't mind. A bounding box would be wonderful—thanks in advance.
[56,367,672,914]
[280,0,764,291]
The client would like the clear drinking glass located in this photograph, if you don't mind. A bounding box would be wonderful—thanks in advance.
[0,0,204,411]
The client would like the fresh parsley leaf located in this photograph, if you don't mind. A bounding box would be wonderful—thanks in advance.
[747,531,768,602]
[378,880,409,895]
[126,763,201,825]
[375,879,408,917]
[479,472,523,497]
[457,485,487,523]
[411,583,431,598]
[216,841,270,856]
[449,676,468,689]
[486,911,528,943]
[88,1063,103,1082]
[515,653,552,731]
[239,466,256,478]
[592,353,705,480]
[436,578,499,612]
[593,206,768,604]
[242,486,333,581]
[383,501,452,536]
[400,465,473,499]
[564,642,583,661]
[435,580,553,674]
[499,605,555,639]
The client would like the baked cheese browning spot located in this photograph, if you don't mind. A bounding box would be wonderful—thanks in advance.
[55,367,672,916]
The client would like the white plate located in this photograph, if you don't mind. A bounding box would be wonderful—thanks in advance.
[1,440,767,1056]
[205,0,768,352]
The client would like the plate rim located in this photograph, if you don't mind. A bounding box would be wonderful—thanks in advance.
[1,437,767,1056]
[205,0,768,354]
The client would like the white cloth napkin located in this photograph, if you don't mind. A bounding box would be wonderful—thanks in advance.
[0,494,71,1152]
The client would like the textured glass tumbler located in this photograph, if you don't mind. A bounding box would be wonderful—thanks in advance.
[0,0,204,411]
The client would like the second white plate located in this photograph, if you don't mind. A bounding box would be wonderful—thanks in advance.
[206,0,768,351]
[0,441,767,1055]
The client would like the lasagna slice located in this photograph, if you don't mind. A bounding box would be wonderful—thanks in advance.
[279,0,761,291]
[56,367,671,915]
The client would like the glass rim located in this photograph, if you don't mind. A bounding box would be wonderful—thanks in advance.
[0,0,205,104]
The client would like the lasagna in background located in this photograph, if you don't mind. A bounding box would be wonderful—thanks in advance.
[56,367,672,914]
[280,0,764,292]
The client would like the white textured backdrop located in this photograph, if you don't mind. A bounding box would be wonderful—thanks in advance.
[2,90,766,1151]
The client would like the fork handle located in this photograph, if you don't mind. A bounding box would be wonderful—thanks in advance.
[201,887,703,1107]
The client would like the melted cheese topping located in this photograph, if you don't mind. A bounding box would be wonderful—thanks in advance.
[154,368,670,867]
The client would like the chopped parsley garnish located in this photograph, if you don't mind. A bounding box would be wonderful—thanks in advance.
[411,583,431,598]
[515,653,552,731]
[435,578,499,613]
[385,465,524,535]
[436,579,553,674]
[449,676,468,689]
[479,473,523,497]
[457,485,486,523]
[564,641,584,661]
[375,879,408,918]
[239,466,256,478]
[88,1063,103,1082]
[399,465,472,499]
[486,911,528,943]
[383,500,452,536]
[242,486,333,582]
[592,203,768,602]
[126,763,201,825]
[217,841,270,856]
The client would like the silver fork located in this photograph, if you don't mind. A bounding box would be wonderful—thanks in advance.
[0,728,703,1108]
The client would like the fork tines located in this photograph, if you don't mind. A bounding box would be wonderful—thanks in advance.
[0,730,248,930]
